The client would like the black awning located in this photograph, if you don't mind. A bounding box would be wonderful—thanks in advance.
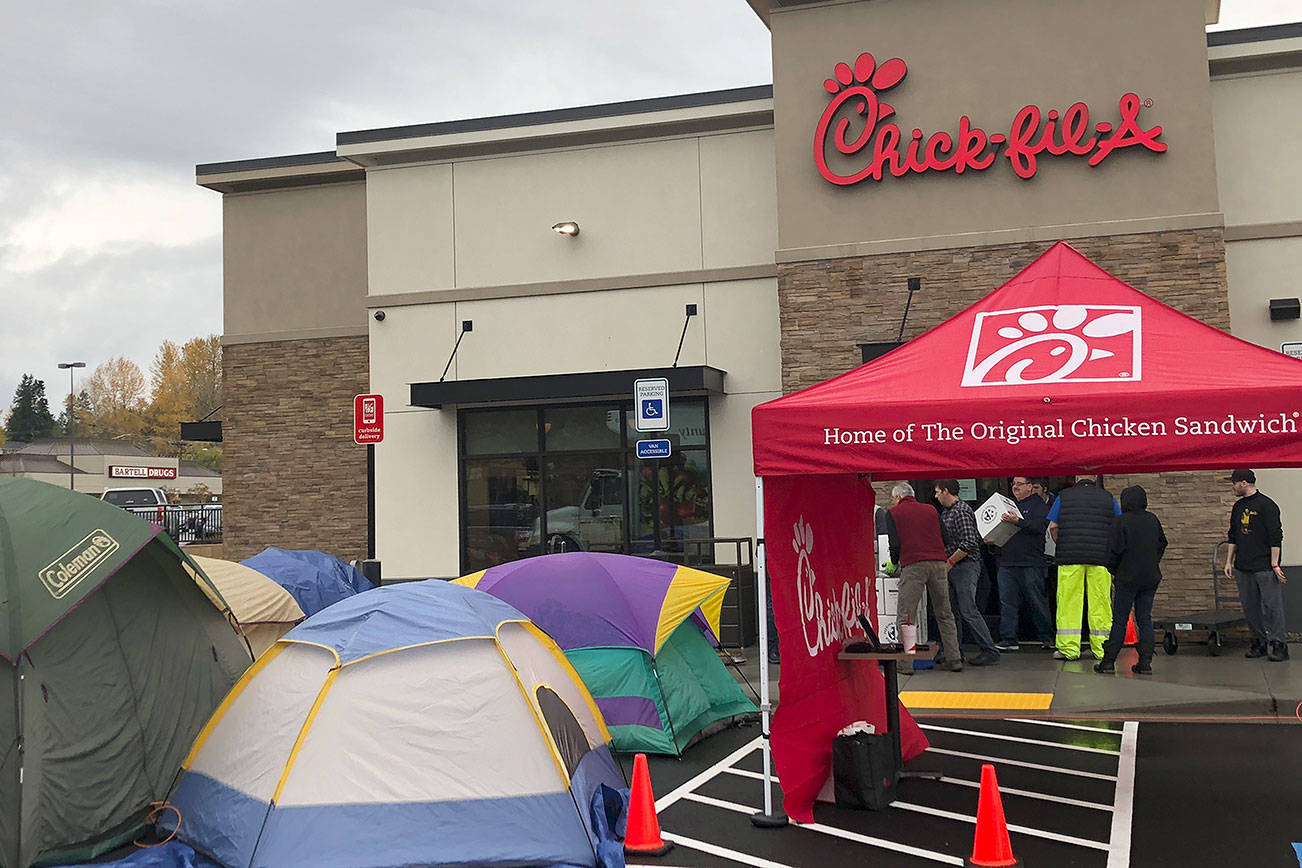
[180,421,223,442]
[410,365,726,409]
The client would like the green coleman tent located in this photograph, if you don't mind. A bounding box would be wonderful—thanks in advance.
[0,478,251,868]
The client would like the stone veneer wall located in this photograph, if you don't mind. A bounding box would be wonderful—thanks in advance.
[783,229,1237,615]
[222,336,369,562]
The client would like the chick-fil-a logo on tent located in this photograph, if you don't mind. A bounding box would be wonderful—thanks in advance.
[814,52,1166,186]
[962,304,1142,386]
[792,517,870,656]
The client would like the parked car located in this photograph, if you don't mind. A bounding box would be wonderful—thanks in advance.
[100,487,223,544]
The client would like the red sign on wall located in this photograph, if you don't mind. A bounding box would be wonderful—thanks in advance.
[814,52,1166,186]
[354,394,384,444]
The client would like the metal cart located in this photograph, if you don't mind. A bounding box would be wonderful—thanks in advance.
[1153,541,1246,656]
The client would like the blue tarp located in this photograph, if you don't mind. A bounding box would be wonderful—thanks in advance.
[241,547,373,615]
[52,841,221,868]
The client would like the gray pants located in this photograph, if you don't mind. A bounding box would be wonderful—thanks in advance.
[948,557,998,655]
[1235,568,1286,644]
[897,560,960,660]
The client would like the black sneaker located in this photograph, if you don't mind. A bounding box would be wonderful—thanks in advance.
[1131,661,1153,674]
[1246,641,1267,659]
[1093,660,1115,674]
[994,640,1019,652]
[968,651,999,666]
[1268,642,1290,662]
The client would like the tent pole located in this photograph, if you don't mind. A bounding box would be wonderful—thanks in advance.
[751,476,787,827]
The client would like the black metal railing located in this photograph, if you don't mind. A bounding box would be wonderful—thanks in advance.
[122,504,223,545]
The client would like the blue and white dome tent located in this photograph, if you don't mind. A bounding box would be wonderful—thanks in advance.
[167,580,628,868]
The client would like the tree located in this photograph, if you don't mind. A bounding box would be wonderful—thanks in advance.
[56,390,93,436]
[4,375,57,442]
[83,358,147,439]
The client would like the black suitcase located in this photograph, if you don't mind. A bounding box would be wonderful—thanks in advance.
[832,731,898,810]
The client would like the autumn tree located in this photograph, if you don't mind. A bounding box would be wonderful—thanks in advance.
[83,358,147,439]
[4,375,57,443]
[144,335,222,468]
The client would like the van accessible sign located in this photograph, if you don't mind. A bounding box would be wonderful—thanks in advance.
[108,465,177,480]
[353,394,384,444]
[815,52,1165,187]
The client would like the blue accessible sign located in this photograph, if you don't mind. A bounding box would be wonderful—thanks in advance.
[633,378,670,432]
[636,439,673,460]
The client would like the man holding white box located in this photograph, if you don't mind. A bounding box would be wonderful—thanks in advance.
[992,478,1057,652]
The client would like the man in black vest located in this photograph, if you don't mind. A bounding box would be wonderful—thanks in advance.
[1047,475,1120,660]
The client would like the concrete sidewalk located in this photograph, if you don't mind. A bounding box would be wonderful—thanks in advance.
[726,640,1302,720]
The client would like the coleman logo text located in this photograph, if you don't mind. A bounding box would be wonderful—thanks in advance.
[39,530,120,599]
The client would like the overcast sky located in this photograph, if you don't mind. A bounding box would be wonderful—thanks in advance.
[0,1,1295,418]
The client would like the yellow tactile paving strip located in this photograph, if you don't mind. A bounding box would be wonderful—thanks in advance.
[900,691,1054,710]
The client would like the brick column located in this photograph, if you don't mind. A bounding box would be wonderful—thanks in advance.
[222,336,370,562]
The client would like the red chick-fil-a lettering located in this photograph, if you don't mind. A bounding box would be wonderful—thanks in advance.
[814,52,1166,187]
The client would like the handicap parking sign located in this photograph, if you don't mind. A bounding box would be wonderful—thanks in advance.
[634,378,669,432]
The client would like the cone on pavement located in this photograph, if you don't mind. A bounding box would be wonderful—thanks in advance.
[965,764,1021,867]
[1124,614,1138,646]
[625,753,673,856]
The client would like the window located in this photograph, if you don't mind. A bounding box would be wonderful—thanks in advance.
[458,400,713,573]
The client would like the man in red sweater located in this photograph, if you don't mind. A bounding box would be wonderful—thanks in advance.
[885,482,962,671]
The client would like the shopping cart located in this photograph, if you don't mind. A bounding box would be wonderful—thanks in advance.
[1153,541,1245,656]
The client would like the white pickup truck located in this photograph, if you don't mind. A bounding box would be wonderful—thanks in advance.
[100,488,223,543]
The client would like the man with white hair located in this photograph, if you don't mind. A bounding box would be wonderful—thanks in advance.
[884,482,962,671]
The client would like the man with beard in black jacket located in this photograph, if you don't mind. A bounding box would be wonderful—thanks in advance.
[1095,485,1167,675]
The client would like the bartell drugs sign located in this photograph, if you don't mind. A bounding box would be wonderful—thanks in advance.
[108,465,178,480]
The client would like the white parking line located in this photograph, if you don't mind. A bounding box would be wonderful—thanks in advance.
[722,766,777,782]
[660,832,795,868]
[890,800,1111,851]
[927,747,1118,781]
[1008,718,1125,736]
[1107,721,1139,868]
[921,723,1121,755]
[680,792,964,866]
[938,775,1113,811]
[656,736,763,812]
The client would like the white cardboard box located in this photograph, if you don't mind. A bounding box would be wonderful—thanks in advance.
[975,492,1022,545]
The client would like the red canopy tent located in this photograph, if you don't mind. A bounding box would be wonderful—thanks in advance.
[747,242,1302,824]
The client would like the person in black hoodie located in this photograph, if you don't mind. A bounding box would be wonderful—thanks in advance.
[1095,485,1168,674]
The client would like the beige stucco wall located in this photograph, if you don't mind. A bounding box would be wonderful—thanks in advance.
[365,123,780,578]
[1212,67,1302,227]
[368,277,780,578]
[770,0,1220,257]
[366,130,777,295]
[1214,66,1302,562]
[223,181,369,340]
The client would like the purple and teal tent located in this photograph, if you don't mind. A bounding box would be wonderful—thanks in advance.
[455,552,756,755]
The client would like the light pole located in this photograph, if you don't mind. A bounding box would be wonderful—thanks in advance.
[57,362,86,491]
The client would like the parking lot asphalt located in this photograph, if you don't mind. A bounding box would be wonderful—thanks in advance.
[622,715,1302,868]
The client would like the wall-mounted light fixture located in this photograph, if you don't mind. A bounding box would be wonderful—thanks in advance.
[551,221,580,237]
[1269,297,1300,321]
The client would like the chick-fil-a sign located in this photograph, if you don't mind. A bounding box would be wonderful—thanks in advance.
[815,52,1166,186]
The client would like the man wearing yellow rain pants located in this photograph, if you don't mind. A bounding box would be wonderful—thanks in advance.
[1047,476,1121,660]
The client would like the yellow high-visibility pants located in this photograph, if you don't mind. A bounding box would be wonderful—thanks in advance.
[1056,564,1112,658]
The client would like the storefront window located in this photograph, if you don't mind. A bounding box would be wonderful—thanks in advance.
[462,455,540,569]
[458,400,713,572]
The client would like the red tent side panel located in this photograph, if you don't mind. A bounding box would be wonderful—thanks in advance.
[753,241,1302,478]
[762,474,927,823]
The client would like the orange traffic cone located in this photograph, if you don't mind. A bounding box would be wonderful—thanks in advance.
[625,753,673,856]
[965,764,1021,867]
[1124,613,1138,647]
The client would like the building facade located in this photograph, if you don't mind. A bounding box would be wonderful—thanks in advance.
[200,3,1302,617]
